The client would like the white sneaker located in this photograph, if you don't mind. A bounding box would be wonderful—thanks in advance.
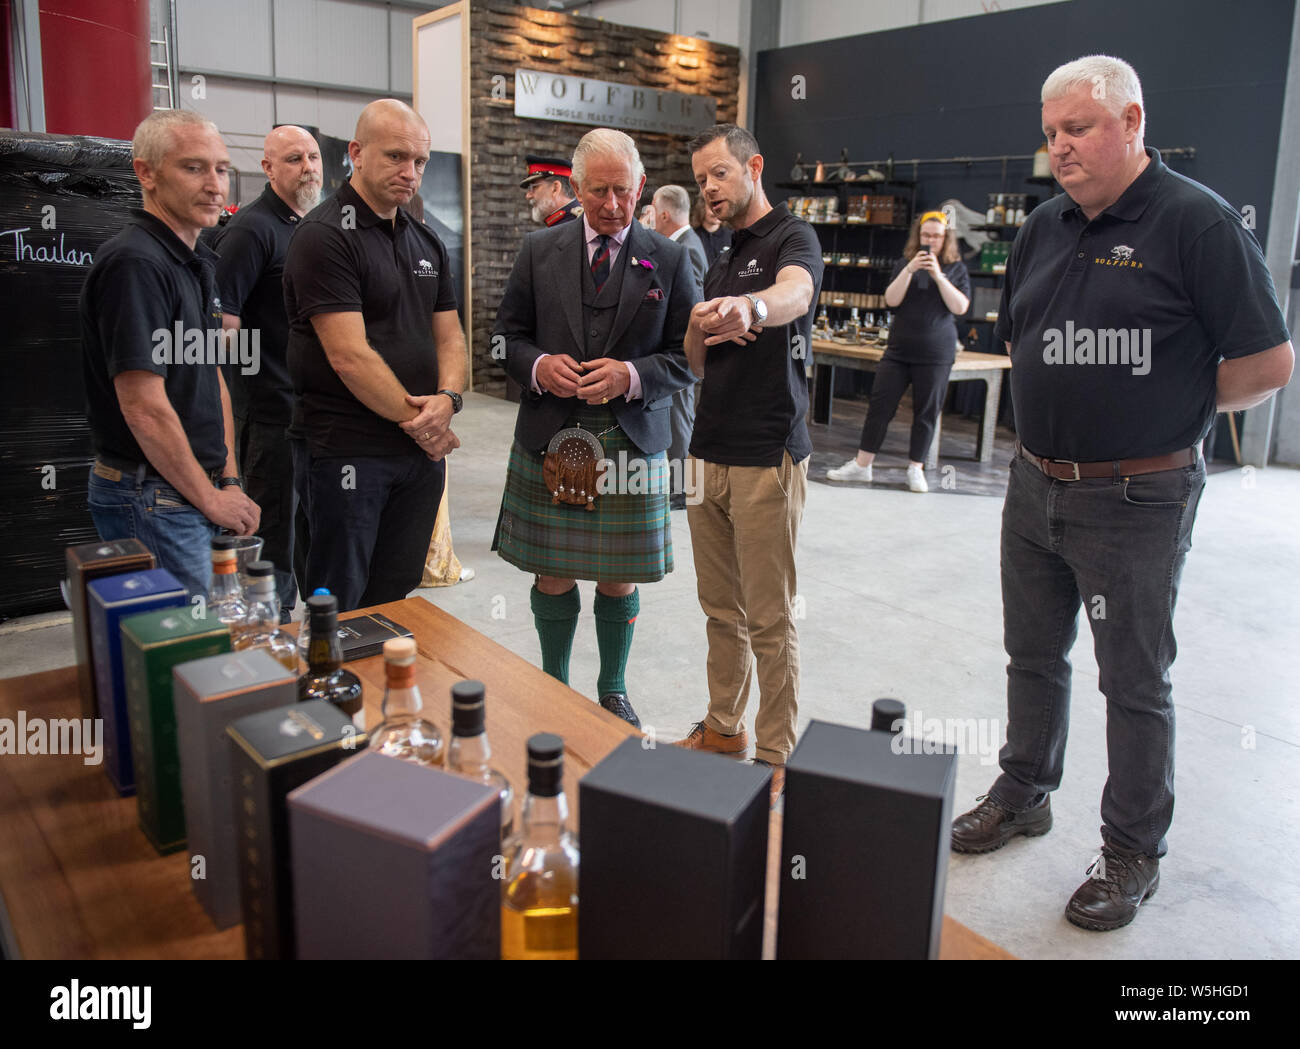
[906,464,928,492]
[827,459,873,482]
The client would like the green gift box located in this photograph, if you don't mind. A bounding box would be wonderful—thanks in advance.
[121,606,232,854]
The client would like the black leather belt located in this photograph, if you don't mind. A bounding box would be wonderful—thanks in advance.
[1017,442,1198,481]
[94,456,222,486]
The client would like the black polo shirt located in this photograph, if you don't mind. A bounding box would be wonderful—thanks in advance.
[887,256,971,363]
[212,183,300,425]
[690,203,824,466]
[996,148,1289,461]
[283,181,458,457]
[79,209,227,471]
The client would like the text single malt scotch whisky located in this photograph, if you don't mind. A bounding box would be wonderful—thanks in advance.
[446,680,514,840]
[501,733,579,960]
[232,561,299,671]
[297,594,364,729]
[369,637,444,768]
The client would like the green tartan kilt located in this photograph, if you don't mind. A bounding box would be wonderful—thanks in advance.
[493,404,673,582]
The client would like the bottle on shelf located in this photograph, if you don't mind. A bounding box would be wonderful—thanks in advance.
[1033,141,1051,178]
[210,536,249,632]
[369,636,443,768]
[446,680,515,841]
[297,593,365,730]
[993,193,1007,225]
[232,560,298,671]
[501,733,579,961]
[848,306,861,341]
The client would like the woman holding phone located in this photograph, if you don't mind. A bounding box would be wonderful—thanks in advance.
[827,210,971,492]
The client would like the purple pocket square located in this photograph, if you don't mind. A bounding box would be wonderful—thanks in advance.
[644,288,665,301]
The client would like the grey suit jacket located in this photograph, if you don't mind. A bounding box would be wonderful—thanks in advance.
[495,219,699,453]
[672,225,708,293]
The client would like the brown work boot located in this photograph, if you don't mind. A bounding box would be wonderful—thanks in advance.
[674,721,749,758]
[951,793,1052,853]
[1065,845,1160,931]
[752,759,785,808]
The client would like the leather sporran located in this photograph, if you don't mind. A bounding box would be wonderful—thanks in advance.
[543,427,606,511]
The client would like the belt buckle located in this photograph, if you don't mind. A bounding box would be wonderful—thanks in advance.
[1050,458,1081,481]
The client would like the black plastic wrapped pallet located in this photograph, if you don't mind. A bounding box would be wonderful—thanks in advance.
[0,131,140,621]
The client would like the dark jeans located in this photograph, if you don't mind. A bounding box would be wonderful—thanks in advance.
[86,467,218,599]
[858,357,952,463]
[991,449,1206,858]
[302,449,445,612]
[239,416,298,619]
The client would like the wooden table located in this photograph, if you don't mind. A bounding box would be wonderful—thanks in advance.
[0,596,1011,960]
[811,341,1012,467]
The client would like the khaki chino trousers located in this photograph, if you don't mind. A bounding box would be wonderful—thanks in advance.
[686,452,808,764]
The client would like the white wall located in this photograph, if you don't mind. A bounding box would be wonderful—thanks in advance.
[577,0,745,46]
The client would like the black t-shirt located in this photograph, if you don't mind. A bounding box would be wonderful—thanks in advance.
[283,181,458,457]
[79,210,227,471]
[690,203,824,466]
[212,184,301,425]
[886,256,971,364]
[996,148,1289,461]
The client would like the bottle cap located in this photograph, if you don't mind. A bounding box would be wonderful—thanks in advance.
[212,536,237,551]
[247,560,275,578]
[871,698,906,734]
[526,732,564,797]
[306,593,338,624]
[451,680,486,736]
[383,637,416,665]
[312,587,330,596]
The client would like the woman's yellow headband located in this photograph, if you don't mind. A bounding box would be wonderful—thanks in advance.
[919,210,948,227]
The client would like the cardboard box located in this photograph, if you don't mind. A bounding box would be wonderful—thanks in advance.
[66,538,155,722]
[120,605,232,853]
[227,701,368,960]
[86,568,187,794]
[579,738,770,959]
[777,719,956,959]
[173,649,298,929]
[289,751,500,959]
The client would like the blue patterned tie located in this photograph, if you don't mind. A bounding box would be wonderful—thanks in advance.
[590,233,611,291]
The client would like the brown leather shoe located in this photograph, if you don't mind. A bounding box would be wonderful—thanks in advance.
[673,721,749,757]
[1065,845,1159,931]
[951,793,1052,853]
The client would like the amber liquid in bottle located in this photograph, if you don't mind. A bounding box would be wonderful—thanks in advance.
[501,733,578,960]
[232,560,298,671]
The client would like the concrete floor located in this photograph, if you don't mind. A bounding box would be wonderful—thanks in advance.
[3,389,1297,960]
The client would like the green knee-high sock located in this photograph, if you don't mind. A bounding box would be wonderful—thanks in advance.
[593,588,639,696]
[531,584,580,685]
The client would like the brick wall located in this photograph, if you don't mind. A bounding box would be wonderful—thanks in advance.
[468,3,740,397]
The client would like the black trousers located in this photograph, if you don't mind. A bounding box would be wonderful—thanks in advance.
[238,416,299,619]
[301,448,445,612]
[857,357,953,463]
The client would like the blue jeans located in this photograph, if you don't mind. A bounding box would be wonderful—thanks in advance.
[991,450,1206,858]
[86,467,219,599]
[302,451,445,612]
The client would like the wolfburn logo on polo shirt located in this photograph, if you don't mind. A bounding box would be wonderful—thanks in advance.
[414,258,439,277]
[737,257,762,279]
[1094,243,1144,268]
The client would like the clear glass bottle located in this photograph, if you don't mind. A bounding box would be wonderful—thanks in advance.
[369,637,443,768]
[501,733,579,961]
[210,536,248,631]
[447,680,515,842]
[297,593,365,730]
[232,560,298,671]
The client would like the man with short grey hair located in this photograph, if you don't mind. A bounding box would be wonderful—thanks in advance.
[951,54,1293,931]
[81,110,260,599]
[653,184,708,508]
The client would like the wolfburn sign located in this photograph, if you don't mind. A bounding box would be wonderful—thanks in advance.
[514,69,716,136]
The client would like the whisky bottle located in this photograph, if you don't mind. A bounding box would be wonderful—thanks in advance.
[296,587,348,659]
[501,733,579,960]
[210,536,249,631]
[297,593,364,729]
[232,561,299,671]
[447,680,514,841]
[369,637,443,768]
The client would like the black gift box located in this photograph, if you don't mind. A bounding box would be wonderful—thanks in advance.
[227,701,368,960]
[338,613,413,662]
[578,738,771,959]
[778,719,956,959]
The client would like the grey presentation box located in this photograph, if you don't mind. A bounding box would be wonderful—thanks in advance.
[289,750,501,959]
[579,737,771,959]
[777,719,957,959]
[173,648,298,930]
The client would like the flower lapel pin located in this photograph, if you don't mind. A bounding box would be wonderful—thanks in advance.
[629,256,656,271]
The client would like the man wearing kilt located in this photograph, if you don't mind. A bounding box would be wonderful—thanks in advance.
[493,128,699,727]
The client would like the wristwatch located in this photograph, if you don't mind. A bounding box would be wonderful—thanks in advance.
[437,389,463,414]
[743,293,768,326]
[218,476,243,489]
